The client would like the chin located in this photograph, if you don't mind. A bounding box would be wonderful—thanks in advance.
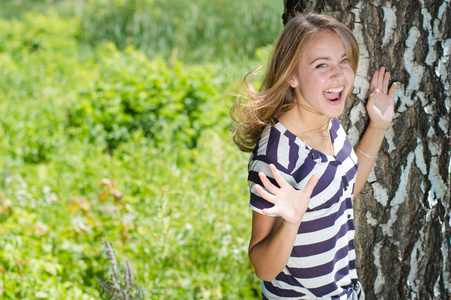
[322,106,345,118]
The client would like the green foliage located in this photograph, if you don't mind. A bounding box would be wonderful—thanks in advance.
[0,1,278,298]
[0,12,80,93]
[76,0,283,63]
[0,12,82,164]
[68,44,225,151]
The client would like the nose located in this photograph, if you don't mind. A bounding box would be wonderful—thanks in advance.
[331,64,345,81]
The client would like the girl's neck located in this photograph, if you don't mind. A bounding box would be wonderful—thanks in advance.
[289,105,330,134]
[282,109,333,156]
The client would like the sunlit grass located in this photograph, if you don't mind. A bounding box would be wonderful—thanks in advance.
[76,0,283,63]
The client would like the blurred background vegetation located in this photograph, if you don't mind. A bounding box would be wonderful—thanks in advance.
[0,0,283,299]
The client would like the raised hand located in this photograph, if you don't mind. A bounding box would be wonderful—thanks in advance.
[366,66,397,129]
[255,164,319,226]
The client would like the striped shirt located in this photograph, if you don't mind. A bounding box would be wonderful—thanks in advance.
[248,118,360,299]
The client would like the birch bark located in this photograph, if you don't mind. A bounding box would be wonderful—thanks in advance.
[283,1,451,299]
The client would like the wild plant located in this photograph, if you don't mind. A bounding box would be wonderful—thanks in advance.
[99,240,143,300]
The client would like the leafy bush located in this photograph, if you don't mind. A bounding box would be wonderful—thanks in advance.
[0,13,81,164]
[67,44,225,151]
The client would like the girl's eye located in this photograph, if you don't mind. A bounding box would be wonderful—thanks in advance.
[341,58,349,64]
[316,63,327,69]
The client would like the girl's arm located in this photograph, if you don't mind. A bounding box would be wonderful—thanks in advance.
[354,66,397,198]
[249,212,298,281]
[248,164,318,281]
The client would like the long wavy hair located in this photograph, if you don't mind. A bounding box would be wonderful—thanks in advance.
[230,13,359,152]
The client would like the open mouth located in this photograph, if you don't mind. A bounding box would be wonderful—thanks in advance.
[323,87,343,102]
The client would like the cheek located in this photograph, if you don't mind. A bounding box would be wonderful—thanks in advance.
[345,69,355,82]
[302,73,328,88]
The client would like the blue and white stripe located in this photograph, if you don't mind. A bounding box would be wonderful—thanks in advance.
[248,118,361,299]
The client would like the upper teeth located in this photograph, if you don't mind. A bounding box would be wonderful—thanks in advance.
[324,87,343,93]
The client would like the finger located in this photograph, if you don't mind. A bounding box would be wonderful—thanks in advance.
[262,206,278,216]
[301,174,319,198]
[388,82,397,98]
[382,71,390,94]
[368,88,379,101]
[255,184,276,204]
[269,164,289,188]
[370,69,378,93]
[377,66,385,91]
[258,171,278,195]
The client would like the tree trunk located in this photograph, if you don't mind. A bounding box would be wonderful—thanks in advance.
[283,1,450,299]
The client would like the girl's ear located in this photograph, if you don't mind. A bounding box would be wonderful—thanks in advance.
[289,77,299,88]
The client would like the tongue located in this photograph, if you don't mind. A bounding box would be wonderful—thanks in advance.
[324,92,340,101]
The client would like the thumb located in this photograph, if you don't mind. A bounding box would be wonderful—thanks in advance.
[369,88,379,99]
[302,174,319,198]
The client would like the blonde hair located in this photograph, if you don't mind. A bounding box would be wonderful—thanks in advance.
[231,13,359,152]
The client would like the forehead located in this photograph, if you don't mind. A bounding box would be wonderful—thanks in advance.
[302,31,346,61]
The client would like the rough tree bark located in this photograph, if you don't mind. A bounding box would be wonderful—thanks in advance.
[283,1,450,299]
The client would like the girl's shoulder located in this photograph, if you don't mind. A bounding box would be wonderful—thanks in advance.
[250,120,315,173]
[254,119,306,155]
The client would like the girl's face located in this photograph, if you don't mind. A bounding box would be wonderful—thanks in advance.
[290,31,355,118]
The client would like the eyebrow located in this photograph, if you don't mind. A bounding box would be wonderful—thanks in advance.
[310,53,347,64]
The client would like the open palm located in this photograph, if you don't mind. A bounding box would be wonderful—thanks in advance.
[366,66,397,129]
[255,164,319,226]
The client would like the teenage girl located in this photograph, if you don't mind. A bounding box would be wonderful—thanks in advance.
[231,13,397,299]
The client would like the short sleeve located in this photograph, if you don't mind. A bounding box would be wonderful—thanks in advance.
[248,153,279,215]
[247,122,317,215]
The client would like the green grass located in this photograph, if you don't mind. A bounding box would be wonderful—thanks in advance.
[1,0,283,64]
[0,0,282,298]
[76,0,283,63]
